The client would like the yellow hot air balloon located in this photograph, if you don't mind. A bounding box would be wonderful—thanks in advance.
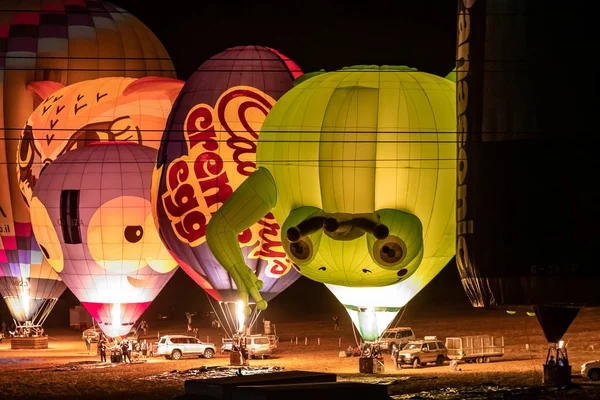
[203,65,456,340]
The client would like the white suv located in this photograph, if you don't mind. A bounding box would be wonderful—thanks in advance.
[82,328,102,342]
[156,335,216,360]
[581,360,600,380]
[378,327,416,352]
[242,335,273,359]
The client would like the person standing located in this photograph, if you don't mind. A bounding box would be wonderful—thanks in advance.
[99,340,107,363]
[333,316,340,332]
[121,340,130,363]
[391,343,400,369]
[1,321,6,335]
[141,339,148,359]
[85,337,91,355]
[128,340,134,362]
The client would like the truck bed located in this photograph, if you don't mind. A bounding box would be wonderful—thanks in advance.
[446,335,504,360]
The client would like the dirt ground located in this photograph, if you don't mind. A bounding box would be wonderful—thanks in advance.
[2,307,600,399]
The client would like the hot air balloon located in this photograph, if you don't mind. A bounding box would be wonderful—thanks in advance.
[18,76,184,204]
[153,45,303,333]
[29,142,178,338]
[0,0,175,329]
[205,65,457,341]
[454,0,599,382]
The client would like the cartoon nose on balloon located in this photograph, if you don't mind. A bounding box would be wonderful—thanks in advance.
[287,214,389,243]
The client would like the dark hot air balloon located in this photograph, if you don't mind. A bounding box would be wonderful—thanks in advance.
[455,0,599,381]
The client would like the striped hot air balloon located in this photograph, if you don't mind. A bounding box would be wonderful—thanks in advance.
[0,0,175,327]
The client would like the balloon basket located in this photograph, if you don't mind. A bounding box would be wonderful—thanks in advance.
[543,364,571,385]
[230,351,248,367]
[359,357,384,374]
[11,336,48,350]
[542,343,571,385]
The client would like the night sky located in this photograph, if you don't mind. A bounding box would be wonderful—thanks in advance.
[114,0,458,81]
[0,0,468,326]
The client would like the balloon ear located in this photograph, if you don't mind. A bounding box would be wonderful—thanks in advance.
[123,76,184,103]
[26,81,65,101]
[445,69,457,83]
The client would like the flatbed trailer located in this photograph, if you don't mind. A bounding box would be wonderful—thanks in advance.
[445,335,504,363]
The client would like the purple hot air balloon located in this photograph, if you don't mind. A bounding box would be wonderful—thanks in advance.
[30,142,178,338]
[152,46,303,329]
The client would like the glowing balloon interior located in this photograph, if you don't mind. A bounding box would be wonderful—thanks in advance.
[206,65,456,338]
[30,142,178,337]
[0,0,176,326]
[18,76,184,205]
[153,45,303,316]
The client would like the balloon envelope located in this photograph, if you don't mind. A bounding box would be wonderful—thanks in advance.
[455,0,600,342]
[18,76,184,205]
[30,143,178,337]
[153,45,303,303]
[204,65,456,340]
[0,0,175,324]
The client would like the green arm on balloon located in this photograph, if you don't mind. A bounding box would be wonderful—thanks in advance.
[206,167,277,314]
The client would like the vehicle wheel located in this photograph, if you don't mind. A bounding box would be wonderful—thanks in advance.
[171,350,182,360]
[589,369,600,381]
[484,357,490,363]
[436,356,445,366]
[412,358,420,369]
[204,349,214,359]
[476,357,483,363]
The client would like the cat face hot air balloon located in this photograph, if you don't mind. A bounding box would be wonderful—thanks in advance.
[153,46,303,321]
[30,143,178,337]
[0,0,176,326]
[17,76,184,205]
[205,66,456,339]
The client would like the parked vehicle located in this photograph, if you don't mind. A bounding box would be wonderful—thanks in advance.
[445,335,504,363]
[265,334,279,352]
[82,327,102,342]
[242,335,272,359]
[378,327,416,352]
[70,305,93,331]
[156,335,216,360]
[398,337,448,368]
[221,337,234,354]
[581,360,600,381]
